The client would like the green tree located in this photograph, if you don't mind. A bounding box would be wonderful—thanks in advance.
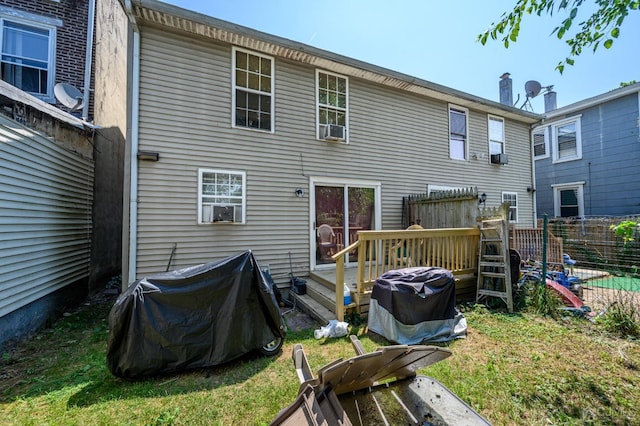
[479,0,640,73]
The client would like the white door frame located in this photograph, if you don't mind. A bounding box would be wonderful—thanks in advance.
[309,176,382,271]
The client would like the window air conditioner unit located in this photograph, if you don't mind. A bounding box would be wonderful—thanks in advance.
[490,153,509,165]
[212,205,235,222]
[319,124,345,141]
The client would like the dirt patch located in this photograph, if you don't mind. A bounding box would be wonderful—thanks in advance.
[581,285,640,312]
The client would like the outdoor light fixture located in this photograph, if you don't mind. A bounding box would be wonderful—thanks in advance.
[527,187,536,193]
[137,151,159,161]
[295,188,304,198]
[478,192,487,205]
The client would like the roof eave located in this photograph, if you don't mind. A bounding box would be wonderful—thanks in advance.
[130,0,542,124]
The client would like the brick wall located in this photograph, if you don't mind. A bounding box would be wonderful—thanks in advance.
[0,0,94,118]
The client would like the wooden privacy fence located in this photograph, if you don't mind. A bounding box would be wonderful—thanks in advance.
[332,228,480,321]
[546,216,640,268]
[403,187,479,229]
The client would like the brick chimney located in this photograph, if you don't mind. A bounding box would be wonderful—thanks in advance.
[544,89,557,112]
[499,73,513,106]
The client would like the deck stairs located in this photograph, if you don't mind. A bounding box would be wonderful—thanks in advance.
[287,270,357,325]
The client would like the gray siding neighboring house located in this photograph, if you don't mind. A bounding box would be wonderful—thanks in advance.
[98,0,541,289]
[533,83,640,218]
[0,81,95,349]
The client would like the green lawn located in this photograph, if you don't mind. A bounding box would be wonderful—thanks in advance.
[1,296,639,425]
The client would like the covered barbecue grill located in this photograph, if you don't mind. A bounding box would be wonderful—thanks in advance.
[367,267,467,344]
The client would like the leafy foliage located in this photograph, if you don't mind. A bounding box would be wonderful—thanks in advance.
[478,0,640,73]
[610,220,639,244]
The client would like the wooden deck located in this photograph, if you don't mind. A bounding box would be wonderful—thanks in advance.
[293,225,559,323]
[291,266,476,325]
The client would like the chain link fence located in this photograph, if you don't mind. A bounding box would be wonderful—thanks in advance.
[546,217,640,312]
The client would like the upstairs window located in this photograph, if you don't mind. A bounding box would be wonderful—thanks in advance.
[198,169,246,224]
[552,117,581,163]
[488,116,505,155]
[502,191,518,223]
[449,106,467,160]
[317,70,348,142]
[0,18,55,98]
[532,127,549,159]
[232,48,273,132]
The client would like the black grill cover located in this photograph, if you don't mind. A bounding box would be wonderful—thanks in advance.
[367,267,466,344]
[106,251,285,378]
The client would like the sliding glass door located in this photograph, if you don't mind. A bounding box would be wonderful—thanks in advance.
[313,180,379,269]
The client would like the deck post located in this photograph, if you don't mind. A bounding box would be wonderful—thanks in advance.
[335,256,345,322]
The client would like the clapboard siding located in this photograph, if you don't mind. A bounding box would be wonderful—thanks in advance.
[133,25,535,280]
[535,92,640,217]
[0,115,93,317]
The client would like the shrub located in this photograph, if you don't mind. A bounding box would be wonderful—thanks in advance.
[595,300,640,338]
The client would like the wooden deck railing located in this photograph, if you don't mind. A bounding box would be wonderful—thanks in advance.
[332,228,480,321]
[510,228,563,264]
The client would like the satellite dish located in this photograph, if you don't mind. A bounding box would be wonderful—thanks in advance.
[524,80,542,98]
[54,83,84,112]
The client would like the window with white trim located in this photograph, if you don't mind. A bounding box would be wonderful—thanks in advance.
[449,106,467,160]
[488,116,504,155]
[502,191,518,223]
[0,17,55,98]
[316,70,348,141]
[553,183,584,218]
[198,169,246,224]
[232,47,273,131]
[551,117,582,163]
[532,127,549,159]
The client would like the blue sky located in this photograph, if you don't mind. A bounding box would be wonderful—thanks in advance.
[160,1,639,112]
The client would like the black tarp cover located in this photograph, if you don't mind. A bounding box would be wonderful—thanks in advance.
[367,267,467,344]
[107,251,285,378]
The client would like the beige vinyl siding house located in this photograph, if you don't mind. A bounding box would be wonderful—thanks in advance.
[98,0,541,288]
[0,81,95,349]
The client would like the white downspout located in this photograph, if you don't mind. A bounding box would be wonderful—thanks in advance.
[530,125,539,226]
[124,0,140,286]
[81,0,95,121]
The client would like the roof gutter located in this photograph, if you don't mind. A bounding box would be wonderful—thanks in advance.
[544,82,640,119]
[124,0,140,286]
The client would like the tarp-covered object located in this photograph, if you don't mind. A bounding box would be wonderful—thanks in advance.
[367,267,466,344]
[107,251,285,378]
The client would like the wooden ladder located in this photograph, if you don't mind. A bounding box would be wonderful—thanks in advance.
[476,219,513,312]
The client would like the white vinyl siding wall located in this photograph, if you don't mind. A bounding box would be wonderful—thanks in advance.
[0,115,93,317]
[134,26,536,281]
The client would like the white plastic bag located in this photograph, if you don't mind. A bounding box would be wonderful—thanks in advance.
[314,319,349,339]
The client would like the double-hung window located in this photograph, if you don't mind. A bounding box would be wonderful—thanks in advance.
[317,70,348,141]
[449,106,467,160]
[552,182,584,218]
[0,17,55,99]
[488,116,505,156]
[232,47,273,132]
[502,191,518,223]
[551,117,582,163]
[532,127,549,159]
[198,169,246,224]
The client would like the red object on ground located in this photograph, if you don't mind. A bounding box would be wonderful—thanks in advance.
[545,278,583,308]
